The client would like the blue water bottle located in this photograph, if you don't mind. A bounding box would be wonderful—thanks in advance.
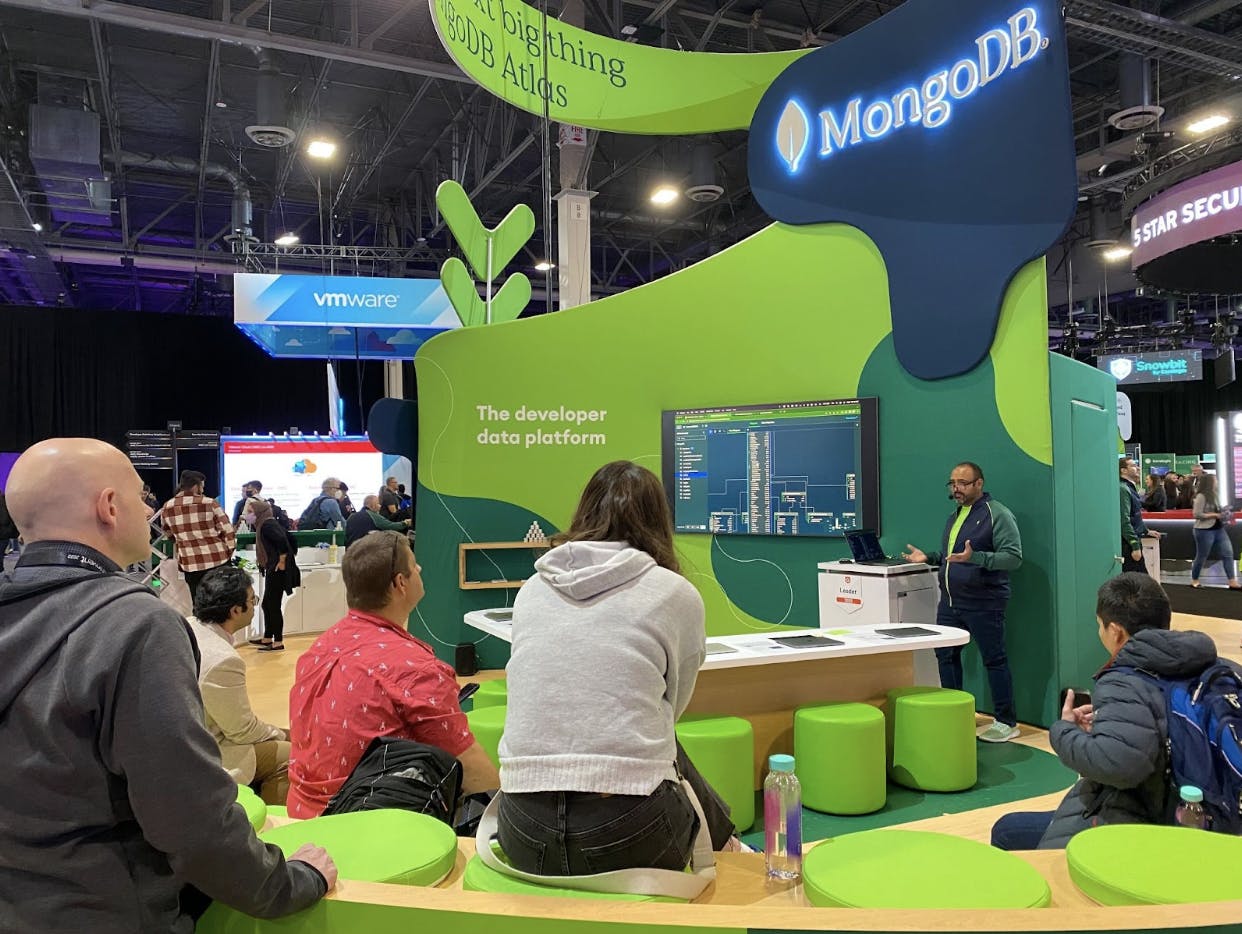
[764,754,802,881]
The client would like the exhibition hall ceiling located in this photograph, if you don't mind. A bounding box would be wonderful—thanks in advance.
[0,0,1240,352]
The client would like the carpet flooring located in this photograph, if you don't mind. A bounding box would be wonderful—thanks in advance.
[740,740,1076,846]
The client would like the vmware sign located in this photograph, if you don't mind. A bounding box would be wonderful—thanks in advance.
[1097,350,1203,385]
[748,0,1076,383]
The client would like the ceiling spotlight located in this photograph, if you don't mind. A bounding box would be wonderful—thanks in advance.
[274,232,299,246]
[214,100,228,109]
[534,260,556,272]
[306,138,337,159]
[650,185,679,206]
[1102,246,1132,262]
[620,24,637,35]
[31,222,42,232]
[1188,114,1230,135]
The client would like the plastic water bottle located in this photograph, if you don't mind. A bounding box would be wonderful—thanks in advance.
[328,521,342,564]
[764,754,802,881]
[1175,785,1207,829]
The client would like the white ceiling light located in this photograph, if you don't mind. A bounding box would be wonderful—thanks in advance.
[534,260,555,272]
[274,232,299,246]
[1102,246,1132,262]
[306,138,337,159]
[650,185,679,206]
[31,222,42,232]
[1188,114,1230,135]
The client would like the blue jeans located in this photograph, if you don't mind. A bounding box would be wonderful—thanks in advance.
[1192,527,1237,581]
[991,811,1054,850]
[935,602,1017,727]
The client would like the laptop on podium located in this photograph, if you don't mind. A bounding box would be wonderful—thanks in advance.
[844,529,909,567]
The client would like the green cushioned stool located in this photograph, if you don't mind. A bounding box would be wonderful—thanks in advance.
[795,703,886,815]
[1066,824,1242,905]
[803,830,1051,909]
[466,705,506,769]
[471,678,508,710]
[675,715,755,831]
[235,784,267,831]
[260,809,458,886]
[265,804,288,819]
[463,852,684,902]
[885,686,977,792]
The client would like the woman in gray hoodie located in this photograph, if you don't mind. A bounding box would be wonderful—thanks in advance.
[496,460,735,876]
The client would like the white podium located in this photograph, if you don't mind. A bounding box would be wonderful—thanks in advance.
[817,561,939,628]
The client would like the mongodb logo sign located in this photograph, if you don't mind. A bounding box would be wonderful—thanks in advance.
[776,7,1049,174]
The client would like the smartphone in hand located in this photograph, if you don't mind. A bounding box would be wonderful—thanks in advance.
[1058,687,1092,709]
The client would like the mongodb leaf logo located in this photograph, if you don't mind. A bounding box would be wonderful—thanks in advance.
[776,100,811,174]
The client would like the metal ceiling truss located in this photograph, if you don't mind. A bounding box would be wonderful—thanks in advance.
[1065,0,1242,76]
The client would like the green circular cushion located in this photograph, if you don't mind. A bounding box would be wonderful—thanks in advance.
[235,784,267,831]
[1066,825,1242,905]
[675,715,755,831]
[463,854,683,902]
[466,705,507,768]
[803,830,1051,909]
[265,805,288,819]
[260,809,458,886]
[886,687,977,792]
[471,679,508,710]
[795,703,885,815]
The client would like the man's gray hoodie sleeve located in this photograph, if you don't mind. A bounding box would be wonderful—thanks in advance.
[97,606,325,917]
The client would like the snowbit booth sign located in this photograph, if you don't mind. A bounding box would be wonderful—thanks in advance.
[748,0,1077,381]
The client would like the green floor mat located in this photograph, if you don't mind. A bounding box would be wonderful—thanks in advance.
[741,741,1075,845]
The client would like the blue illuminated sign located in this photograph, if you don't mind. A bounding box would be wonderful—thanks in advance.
[777,8,1048,174]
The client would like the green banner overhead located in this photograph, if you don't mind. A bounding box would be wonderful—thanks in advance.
[1175,455,1203,475]
[1142,453,1175,477]
[429,0,809,134]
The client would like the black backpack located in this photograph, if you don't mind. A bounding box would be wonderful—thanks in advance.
[323,737,462,825]
[267,499,294,532]
[297,495,330,530]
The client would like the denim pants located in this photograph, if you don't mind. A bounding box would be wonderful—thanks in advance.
[990,811,1054,850]
[934,602,1017,727]
[1192,527,1237,581]
[496,742,735,876]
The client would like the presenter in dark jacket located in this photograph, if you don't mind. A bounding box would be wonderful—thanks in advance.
[903,461,1023,743]
[246,497,299,651]
[1120,457,1160,574]
[0,439,334,932]
[344,494,410,547]
[990,573,1225,849]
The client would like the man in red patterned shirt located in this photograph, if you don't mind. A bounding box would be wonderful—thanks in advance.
[161,470,236,602]
[286,530,499,818]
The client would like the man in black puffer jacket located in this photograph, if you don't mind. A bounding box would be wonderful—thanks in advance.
[990,573,1225,850]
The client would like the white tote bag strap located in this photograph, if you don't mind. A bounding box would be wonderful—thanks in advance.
[475,782,717,900]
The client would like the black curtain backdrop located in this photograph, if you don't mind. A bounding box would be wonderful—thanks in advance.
[1,305,395,464]
[1126,365,1242,454]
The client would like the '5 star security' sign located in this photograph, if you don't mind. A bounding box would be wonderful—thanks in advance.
[748,0,1077,382]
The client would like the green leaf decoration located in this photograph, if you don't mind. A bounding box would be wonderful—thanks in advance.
[436,180,489,281]
[490,273,532,325]
[441,257,485,328]
[489,204,536,273]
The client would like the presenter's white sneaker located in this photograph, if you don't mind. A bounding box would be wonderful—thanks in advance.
[976,721,1020,743]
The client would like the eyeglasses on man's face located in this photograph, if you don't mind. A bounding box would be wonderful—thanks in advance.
[945,478,980,490]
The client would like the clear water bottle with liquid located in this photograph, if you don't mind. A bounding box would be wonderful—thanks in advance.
[1175,785,1207,829]
[764,753,802,881]
[328,521,342,564]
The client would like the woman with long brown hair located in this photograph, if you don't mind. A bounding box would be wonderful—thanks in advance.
[494,460,736,880]
[1191,475,1241,589]
[244,497,300,649]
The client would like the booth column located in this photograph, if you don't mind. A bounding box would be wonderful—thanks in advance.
[384,360,403,399]
[554,187,596,310]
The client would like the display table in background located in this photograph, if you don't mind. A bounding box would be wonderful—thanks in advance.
[464,611,969,786]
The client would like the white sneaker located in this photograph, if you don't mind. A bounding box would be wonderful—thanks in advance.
[977,720,1020,743]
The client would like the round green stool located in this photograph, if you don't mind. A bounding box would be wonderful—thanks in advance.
[803,830,1051,909]
[260,809,458,886]
[471,678,508,710]
[265,804,288,820]
[675,715,755,831]
[1067,824,1242,905]
[463,852,684,902]
[466,705,506,769]
[235,784,267,831]
[885,686,977,792]
[795,703,886,815]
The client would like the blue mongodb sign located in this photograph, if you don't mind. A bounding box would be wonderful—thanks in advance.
[748,0,1076,382]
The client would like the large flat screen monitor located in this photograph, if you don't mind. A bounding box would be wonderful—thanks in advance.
[220,436,383,521]
[662,398,879,537]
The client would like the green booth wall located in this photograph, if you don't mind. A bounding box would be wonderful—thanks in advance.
[410,220,1118,727]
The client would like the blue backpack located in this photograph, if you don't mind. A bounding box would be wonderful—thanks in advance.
[1120,662,1242,833]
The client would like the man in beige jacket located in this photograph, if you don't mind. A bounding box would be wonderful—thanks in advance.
[189,565,290,803]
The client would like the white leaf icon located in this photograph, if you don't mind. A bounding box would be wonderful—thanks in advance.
[776,100,810,174]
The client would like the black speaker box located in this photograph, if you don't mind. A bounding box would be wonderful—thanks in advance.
[454,642,478,676]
